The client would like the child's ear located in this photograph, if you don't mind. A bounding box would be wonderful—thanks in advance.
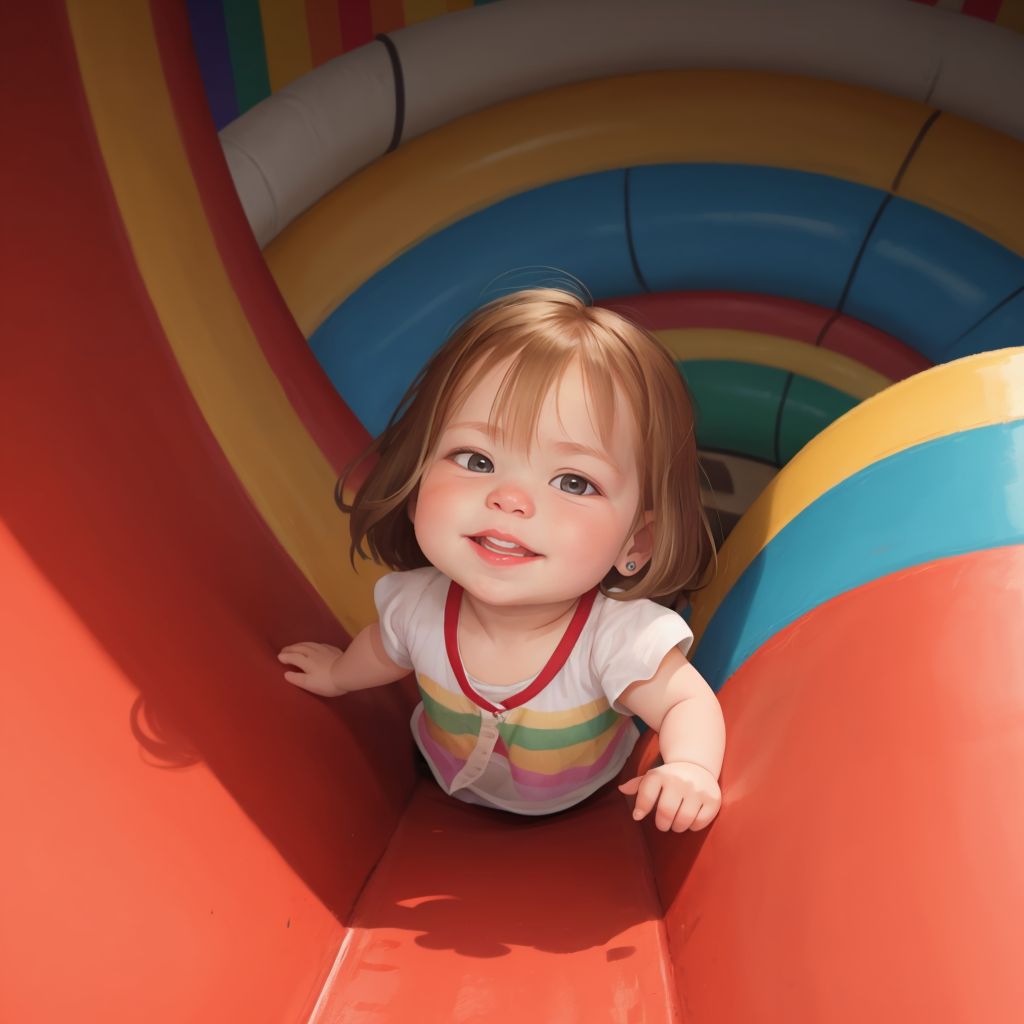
[616,511,654,576]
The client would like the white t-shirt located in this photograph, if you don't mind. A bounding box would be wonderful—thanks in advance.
[375,566,693,816]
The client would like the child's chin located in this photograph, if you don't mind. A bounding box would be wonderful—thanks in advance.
[468,578,592,610]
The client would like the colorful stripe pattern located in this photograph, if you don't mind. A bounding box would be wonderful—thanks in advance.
[692,417,1024,687]
[186,0,486,128]
[304,163,1024,437]
[186,1,1024,130]
[414,674,635,798]
[68,0,383,637]
[603,293,924,466]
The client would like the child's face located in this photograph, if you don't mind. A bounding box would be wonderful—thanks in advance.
[411,357,646,608]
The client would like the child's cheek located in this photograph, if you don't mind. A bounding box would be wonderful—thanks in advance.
[415,470,475,537]
[421,470,463,509]
[546,501,621,564]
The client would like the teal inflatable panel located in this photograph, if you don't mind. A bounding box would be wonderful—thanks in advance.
[778,376,859,463]
[844,197,1024,360]
[681,360,787,463]
[945,288,1024,361]
[628,164,883,308]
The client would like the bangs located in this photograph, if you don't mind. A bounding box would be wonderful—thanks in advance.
[448,322,648,472]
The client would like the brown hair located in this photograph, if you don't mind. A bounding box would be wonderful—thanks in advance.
[336,288,715,604]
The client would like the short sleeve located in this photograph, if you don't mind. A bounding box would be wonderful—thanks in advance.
[590,598,694,714]
[373,568,438,670]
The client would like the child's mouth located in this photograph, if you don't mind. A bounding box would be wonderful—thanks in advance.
[469,535,540,560]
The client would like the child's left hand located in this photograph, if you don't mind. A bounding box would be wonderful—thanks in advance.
[618,762,721,833]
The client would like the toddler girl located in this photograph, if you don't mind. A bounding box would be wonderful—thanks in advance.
[279,289,725,832]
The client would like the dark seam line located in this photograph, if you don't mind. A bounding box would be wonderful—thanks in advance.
[773,372,795,468]
[817,110,941,350]
[892,109,942,193]
[376,34,405,152]
[923,58,943,106]
[813,310,842,348]
[780,109,941,460]
[838,194,892,314]
[624,168,651,293]
[941,284,1024,357]
[817,192,894,353]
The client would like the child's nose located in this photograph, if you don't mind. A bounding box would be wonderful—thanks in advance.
[486,481,534,517]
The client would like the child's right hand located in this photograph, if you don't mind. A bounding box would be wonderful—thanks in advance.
[278,642,346,697]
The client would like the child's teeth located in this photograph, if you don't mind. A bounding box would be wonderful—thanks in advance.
[479,536,530,555]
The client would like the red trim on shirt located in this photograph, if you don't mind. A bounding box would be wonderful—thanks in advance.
[444,582,599,714]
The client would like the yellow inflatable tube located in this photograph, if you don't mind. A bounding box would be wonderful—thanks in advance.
[266,72,932,336]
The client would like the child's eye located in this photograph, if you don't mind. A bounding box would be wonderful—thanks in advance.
[550,473,599,496]
[451,450,494,473]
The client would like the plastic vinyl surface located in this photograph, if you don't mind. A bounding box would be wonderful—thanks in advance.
[312,781,682,1023]
[898,111,1024,256]
[3,3,415,1020]
[659,329,892,400]
[844,196,1024,359]
[694,419,1024,686]
[222,0,1024,244]
[948,286,1024,361]
[598,291,933,380]
[67,0,383,634]
[689,346,1024,640]
[650,545,1024,1022]
[220,40,395,246]
[266,71,933,335]
[627,164,885,308]
[309,165,1013,436]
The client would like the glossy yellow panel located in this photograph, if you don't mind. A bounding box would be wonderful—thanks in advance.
[898,113,1024,256]
[658,330,892,400]
[689,347,1024,644]
[67,0,381,634]
[266,71,931,335]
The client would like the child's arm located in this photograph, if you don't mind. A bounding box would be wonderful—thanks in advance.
[616,647,725,833]
[278,623,410,697]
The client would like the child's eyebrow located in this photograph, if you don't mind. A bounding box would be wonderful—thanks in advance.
[446,420,500,439]
[551,440,623,480]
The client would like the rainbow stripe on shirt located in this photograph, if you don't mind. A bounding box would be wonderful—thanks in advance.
[415,673,635,802]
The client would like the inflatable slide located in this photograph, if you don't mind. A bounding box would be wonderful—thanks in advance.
[4,1,1024,1020]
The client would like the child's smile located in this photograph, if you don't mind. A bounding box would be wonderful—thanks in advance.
[468,529,544,564]
[410,356,646,615]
